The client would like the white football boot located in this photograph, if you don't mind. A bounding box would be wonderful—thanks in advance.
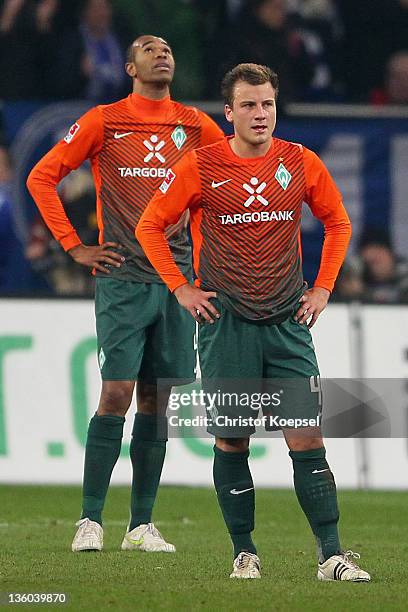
[230,552,261,579]
[71,518,103,552]
[121,522,176,552]
[318,550,371,582]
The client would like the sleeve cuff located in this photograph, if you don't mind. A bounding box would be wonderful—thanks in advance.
[313,281,333,293]
[170,279,190,293]
[60,232,82,251]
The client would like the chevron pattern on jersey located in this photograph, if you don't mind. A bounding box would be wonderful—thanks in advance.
[194,139,306,320]
[97,98,202,281]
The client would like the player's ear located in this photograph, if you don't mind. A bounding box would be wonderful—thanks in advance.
[225,104,233,123]
[125,62,137,78]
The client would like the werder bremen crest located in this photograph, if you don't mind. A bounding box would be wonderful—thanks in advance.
[98,347,106,370]
[171,125,187,149]
[275,162,292,190]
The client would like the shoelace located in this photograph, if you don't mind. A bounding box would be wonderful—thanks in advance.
[78,520,99,538]
[341,550,361,569]
[236,553,254,569]
[147,523,163,539]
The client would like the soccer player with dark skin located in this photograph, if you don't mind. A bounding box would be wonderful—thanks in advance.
[136,63,371,581]
[27,35,223,553]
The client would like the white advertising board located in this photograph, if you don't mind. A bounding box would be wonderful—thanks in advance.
[0,300,407,489]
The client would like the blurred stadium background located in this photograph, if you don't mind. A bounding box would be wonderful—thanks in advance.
[0,0,408,610]
[1,2,408,606]
[1,0,407,489]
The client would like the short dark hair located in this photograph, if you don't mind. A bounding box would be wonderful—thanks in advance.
[126,35,171,64]
[221,63,279,107]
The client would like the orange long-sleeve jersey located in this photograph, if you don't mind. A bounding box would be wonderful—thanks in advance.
[27,93,224,283]
[136,136,352,323]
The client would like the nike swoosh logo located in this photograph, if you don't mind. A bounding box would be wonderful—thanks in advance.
[211,179,232,189]
[312,469,329,474]
[114,131,133,139]
[125,536,144,545]
[230,487,254,495]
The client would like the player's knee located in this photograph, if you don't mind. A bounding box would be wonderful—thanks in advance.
[287,436,324,452]
[136,381,170,416]
[98,382,134,416]
[215,437,249,453]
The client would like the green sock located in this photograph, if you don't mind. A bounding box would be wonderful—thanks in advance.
[81,414,125,525]
[129,413,168,531]
[213,446,257,558]
[289,447,341,562]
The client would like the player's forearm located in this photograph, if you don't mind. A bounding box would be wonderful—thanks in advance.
[314,221,352,292]
[27,163,81,251]
[136,214,189,292]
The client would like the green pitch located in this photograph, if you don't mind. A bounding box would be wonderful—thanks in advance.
[1,486,407,611]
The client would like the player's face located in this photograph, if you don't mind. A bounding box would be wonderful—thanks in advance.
[225,81,277,148]
[127,36,175,85]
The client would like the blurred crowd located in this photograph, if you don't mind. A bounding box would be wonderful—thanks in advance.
[0,0,132,103]
[1,0,408,104]
[1,0,408,299]
[333,230,408,305]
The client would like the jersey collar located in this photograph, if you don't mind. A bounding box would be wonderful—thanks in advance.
[222,135,275,164]
[127,92,172,119]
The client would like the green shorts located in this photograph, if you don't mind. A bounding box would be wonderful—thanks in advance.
[198,299,321,437]
[95,277,195,382]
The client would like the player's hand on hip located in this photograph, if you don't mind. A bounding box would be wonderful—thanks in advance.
[174,283,220,323]
[68,242,125,273]
[294,287,330,328]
